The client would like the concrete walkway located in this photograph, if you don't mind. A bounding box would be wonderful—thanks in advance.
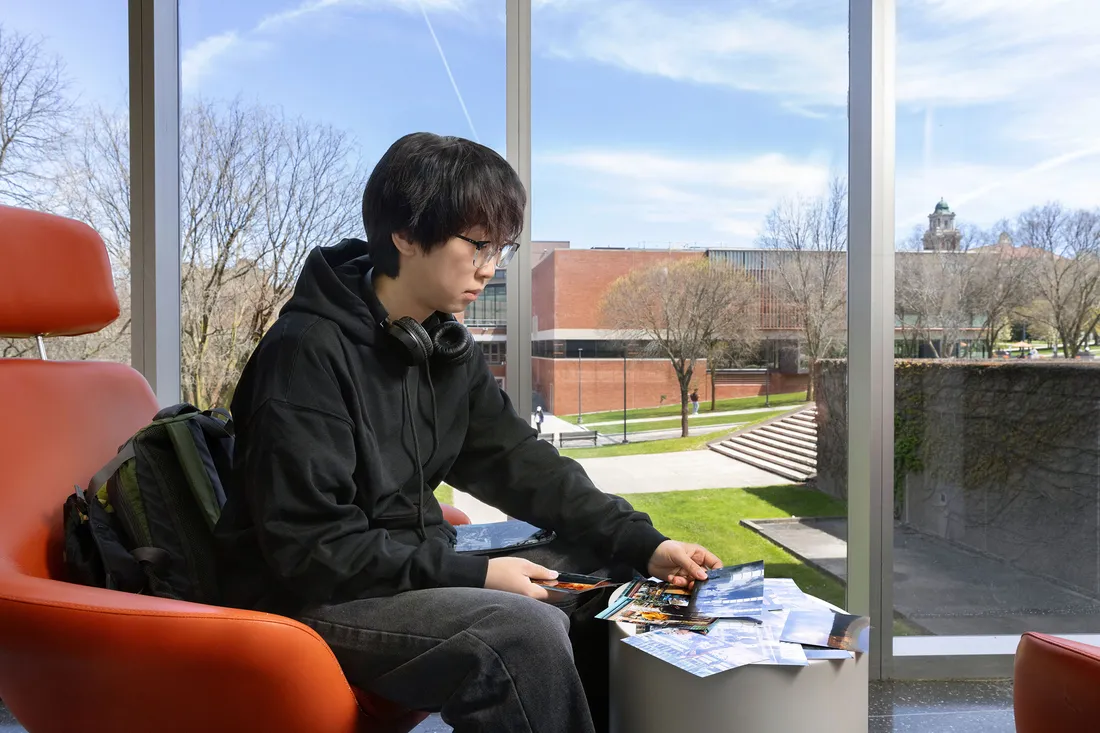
[607,422,743,444]
[579,404,797,429]
[451,449,793,523]
[745,515,1100,635]
[576,450,793,494]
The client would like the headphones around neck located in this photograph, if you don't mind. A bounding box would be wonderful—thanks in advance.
[386,312,475,367]
[364,269,476,367]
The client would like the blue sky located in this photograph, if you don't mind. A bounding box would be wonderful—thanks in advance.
[4,0,1099,249]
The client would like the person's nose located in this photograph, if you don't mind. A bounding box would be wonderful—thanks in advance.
[475,259,496,281]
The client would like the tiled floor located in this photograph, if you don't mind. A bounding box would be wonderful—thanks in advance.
[868,679,1015,732]
[0,679,1016,732]
[410,678,1017,731]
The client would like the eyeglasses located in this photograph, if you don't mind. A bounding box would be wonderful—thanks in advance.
[456,234,520,269]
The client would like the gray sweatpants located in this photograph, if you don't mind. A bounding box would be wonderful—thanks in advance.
[297,540,633,733]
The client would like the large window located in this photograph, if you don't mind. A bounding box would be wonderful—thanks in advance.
[890,3,1100,655]
[0,2,130,364]
[178,1,506,409]
[530,0,851,616]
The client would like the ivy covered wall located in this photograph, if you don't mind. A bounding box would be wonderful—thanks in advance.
[815,359,1100,596]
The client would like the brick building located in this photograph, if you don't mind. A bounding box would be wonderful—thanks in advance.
[460,242,810,415]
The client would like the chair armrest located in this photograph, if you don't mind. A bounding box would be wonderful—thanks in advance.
[441,502,471,526]
[0,572,366,733]
[1014,631,1100,733]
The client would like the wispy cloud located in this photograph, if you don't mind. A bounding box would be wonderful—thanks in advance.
[533,0,1100,243]
[182,0,470,92]
[897,150,1100,236]
[538,1,847,111]
[535,0,1100,119]
[181,31,244,92]
[256,0,466,33]
[255,0,350,33]
[538,148,834,247]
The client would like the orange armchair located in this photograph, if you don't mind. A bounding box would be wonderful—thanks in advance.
[1014,631,1100,733]
[0,204,469,733]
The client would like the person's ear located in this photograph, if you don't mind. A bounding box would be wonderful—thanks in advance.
[392,230,419,258]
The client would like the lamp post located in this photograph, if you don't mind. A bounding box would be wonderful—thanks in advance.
[622,349,628,444]
[577,348,583,424]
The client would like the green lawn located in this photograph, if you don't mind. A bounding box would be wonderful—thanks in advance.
[626,486,923,636]
[624,486,847,608]
[560,391,808,424]
[559,409,793,460]
[435,482,454,506]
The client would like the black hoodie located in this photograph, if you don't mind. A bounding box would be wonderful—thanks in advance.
[214,238,668,615]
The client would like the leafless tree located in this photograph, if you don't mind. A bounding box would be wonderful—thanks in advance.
[245,117,362,348]
[601,258,760,437]
[177,100,363,409]
[704,337,761,412]
[894,250,974,358]
[967,228,1034,356]
[758,176,847,399]
[0,24,72,207]
[894,222,1034,359]
[43,106,134,364]
[1015,204,1100,358]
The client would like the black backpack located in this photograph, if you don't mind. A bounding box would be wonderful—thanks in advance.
[62,404,234,605]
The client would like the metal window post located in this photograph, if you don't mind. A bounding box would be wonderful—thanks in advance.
[577,347,583,423]
[848,0,896,680]
[129,0,181,406]
[622,350,628,443]
[506,0,533,421]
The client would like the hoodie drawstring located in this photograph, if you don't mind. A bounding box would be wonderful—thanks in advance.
[402,371,428,542]
[426,367,439,461]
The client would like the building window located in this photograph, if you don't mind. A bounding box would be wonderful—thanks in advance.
[465,279,507,326]
[480,342,506,365]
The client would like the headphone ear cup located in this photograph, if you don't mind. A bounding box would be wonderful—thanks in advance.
[430,318,475,366]
[389,316,433,365]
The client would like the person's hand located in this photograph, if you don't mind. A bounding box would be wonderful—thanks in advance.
[647,540,723,588]
[484,557,558,600]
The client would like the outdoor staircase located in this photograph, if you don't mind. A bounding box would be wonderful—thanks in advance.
[708,405,818,482]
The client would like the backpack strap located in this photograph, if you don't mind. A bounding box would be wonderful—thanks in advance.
[85,497,148,593]
[87,441,136,494]
[204,407,233,428]
[154,404,200,421]
[132,546,172,571]
[162,421,222,531]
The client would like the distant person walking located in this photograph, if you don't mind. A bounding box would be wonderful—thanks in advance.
[690,389,700,415]
[535,405,545,432]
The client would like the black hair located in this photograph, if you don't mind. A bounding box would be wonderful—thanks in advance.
[362,132,527,277]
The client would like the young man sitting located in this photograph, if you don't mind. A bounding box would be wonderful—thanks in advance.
[214,132,723,733]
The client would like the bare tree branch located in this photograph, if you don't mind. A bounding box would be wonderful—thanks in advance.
[0,23,72,207]
[601,258,759,436]
[758,176,847,399]
[1015,204,1100,358]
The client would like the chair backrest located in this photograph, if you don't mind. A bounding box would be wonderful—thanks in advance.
[0,205,159,581]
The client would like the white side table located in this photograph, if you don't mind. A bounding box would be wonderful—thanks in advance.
[607,591,869,733]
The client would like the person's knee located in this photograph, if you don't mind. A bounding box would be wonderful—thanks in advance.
[478,595,573,666]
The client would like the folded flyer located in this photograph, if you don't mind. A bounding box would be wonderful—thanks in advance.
[623,626,769,677]
[779,610,871,654]
[597,578,716,632]
[687,560,765,620]
[532,572,616,594]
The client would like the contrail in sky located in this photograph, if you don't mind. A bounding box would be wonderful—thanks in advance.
[418,1,479,142]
